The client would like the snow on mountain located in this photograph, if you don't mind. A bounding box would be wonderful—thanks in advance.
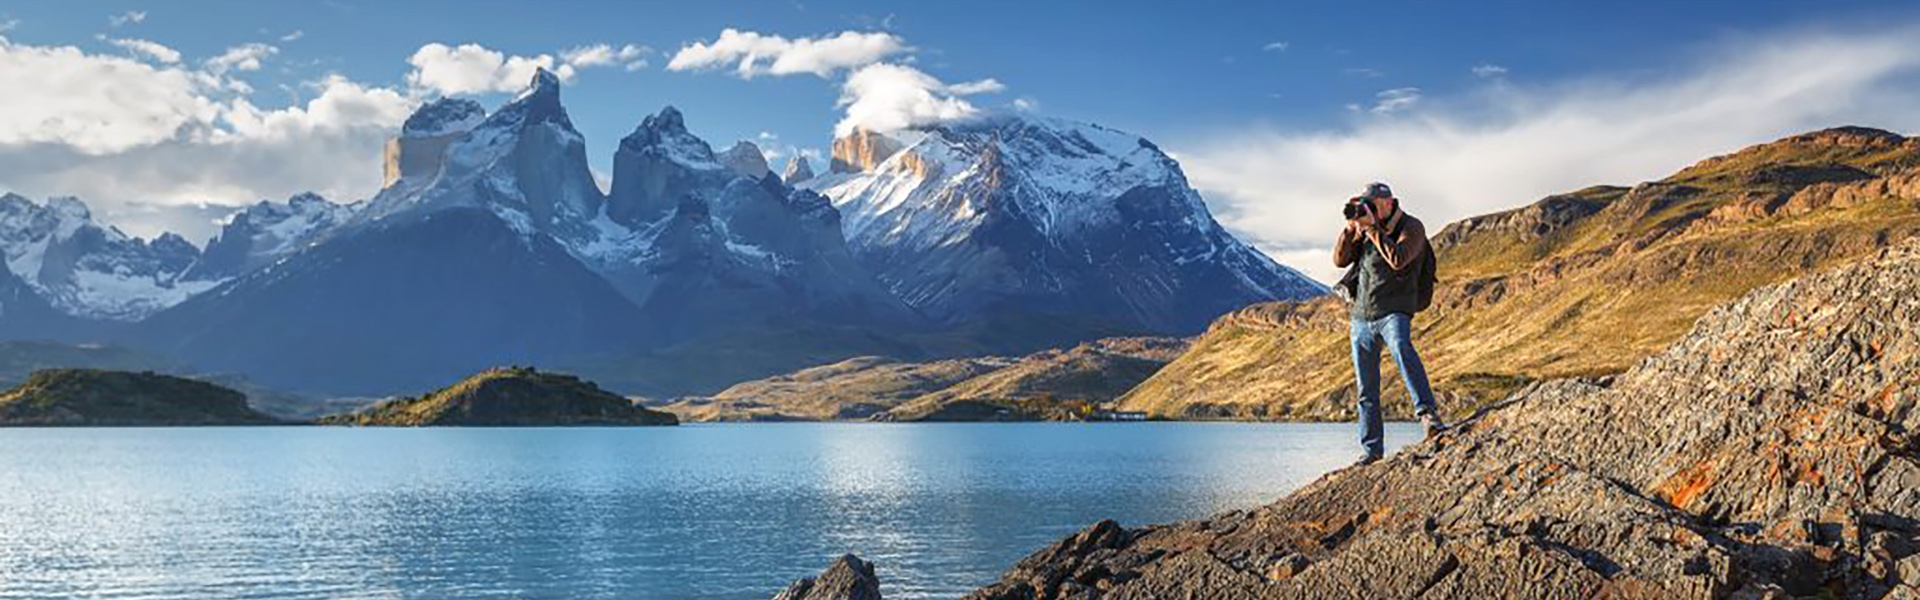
[0,193,222,321]
[187,192,358,280]
[602,106,917,336]
[806,114,1326,332]
[782,155,816,186]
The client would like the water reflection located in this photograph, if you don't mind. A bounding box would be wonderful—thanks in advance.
[0,423,1415,599]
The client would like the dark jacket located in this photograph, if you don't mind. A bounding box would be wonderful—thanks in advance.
[1334,207,1429,320]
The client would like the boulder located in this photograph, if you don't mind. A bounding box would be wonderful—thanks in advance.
[772,554,882,600]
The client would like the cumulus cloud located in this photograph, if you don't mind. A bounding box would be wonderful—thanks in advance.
[405,42,575,95]
[1471,63,1509,79]
[107,37,180,63]
[835,63,1002,135]
[561,43,649,71]
[205,42,276,74]
[1176,27,1920,283]
[0,38,215,153]
[0,38,413,242]
[666,29,905,78]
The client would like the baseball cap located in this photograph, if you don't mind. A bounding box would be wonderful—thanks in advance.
[1361,182,1393,199]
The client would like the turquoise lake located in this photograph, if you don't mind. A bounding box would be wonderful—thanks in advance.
[0,423,1417,599]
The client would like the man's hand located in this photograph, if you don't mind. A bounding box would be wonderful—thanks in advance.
[1345,218,1368,235]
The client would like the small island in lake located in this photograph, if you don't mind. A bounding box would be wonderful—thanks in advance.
[0,368,278,426]
[321,366,678,426]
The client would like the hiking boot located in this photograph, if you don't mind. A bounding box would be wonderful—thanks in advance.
[1419,411,1449,439]
[1355,453,1382,466]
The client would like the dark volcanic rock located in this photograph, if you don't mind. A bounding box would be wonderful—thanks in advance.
[960,237,1920,598]
[772,554,883,600]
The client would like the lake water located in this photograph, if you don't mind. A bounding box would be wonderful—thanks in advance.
[0,422,1416,599]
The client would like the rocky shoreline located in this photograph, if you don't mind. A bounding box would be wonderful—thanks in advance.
[779,237,1920,598]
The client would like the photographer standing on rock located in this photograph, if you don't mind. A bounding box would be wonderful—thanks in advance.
[1334,182,1443,465]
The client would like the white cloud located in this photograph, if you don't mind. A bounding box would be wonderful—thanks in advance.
[667,29,905,78]
[561,43,649,71]
[835,63,1001,135]
[0,18,19,33]
[1472,63,1509,79]
[1263,41,1289,52]
[108,37,180,64]
[1177,27,1920,283]
[205,43,276,74]
[108,10,146,28]
[0,38,214,153]
[405,41,645,96]
[0,37,414,243]
[1012,97,1040,112]
[945,78,1005,95]
[279,30,303,42]
[406,42,575,95]
[1369,87,1421,114]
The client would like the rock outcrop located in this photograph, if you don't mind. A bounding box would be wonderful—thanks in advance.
[961,237,1920,599]
[772,554,884,600]
[321,367,677,426]
[0,368,276,426]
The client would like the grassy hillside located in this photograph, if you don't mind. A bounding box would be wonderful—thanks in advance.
[322,367,677,426]
[571,310,1143,400]
[879,337,1188,421]
[1120,127,1920,420]
[0,368,276,426]
[660,356,1015,421]
[659,337,1186,422]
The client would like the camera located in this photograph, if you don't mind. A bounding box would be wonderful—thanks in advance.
[1343,197,1371,221]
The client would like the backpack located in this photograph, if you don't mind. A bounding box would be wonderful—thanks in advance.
[1385,215,1440,313]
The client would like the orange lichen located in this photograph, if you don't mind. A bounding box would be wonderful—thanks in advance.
[1654,458,1719,510]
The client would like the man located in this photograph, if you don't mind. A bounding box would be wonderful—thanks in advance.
[1334,182,1444,465]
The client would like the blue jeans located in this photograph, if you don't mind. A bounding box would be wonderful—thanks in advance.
[1350,312,1437,458]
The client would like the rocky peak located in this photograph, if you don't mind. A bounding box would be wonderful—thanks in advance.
[830,129,903,174]
[515,67,563,103]
[47,196,91,221]
[718,141,772,180]
[400,97,486,137]
[782,156,816,185]
[608,107,727,226]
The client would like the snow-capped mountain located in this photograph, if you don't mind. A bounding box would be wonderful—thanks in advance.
[806,115,1326,332]
[186,192,358,280]
[137,69,912,393]
[0,193,222,321]
[782,156,816,186]
[601,106,915,339]
[21,67,1324,395]
[137,70,647,393]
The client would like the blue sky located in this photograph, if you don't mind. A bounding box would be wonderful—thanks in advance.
[4,0,1920,280]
